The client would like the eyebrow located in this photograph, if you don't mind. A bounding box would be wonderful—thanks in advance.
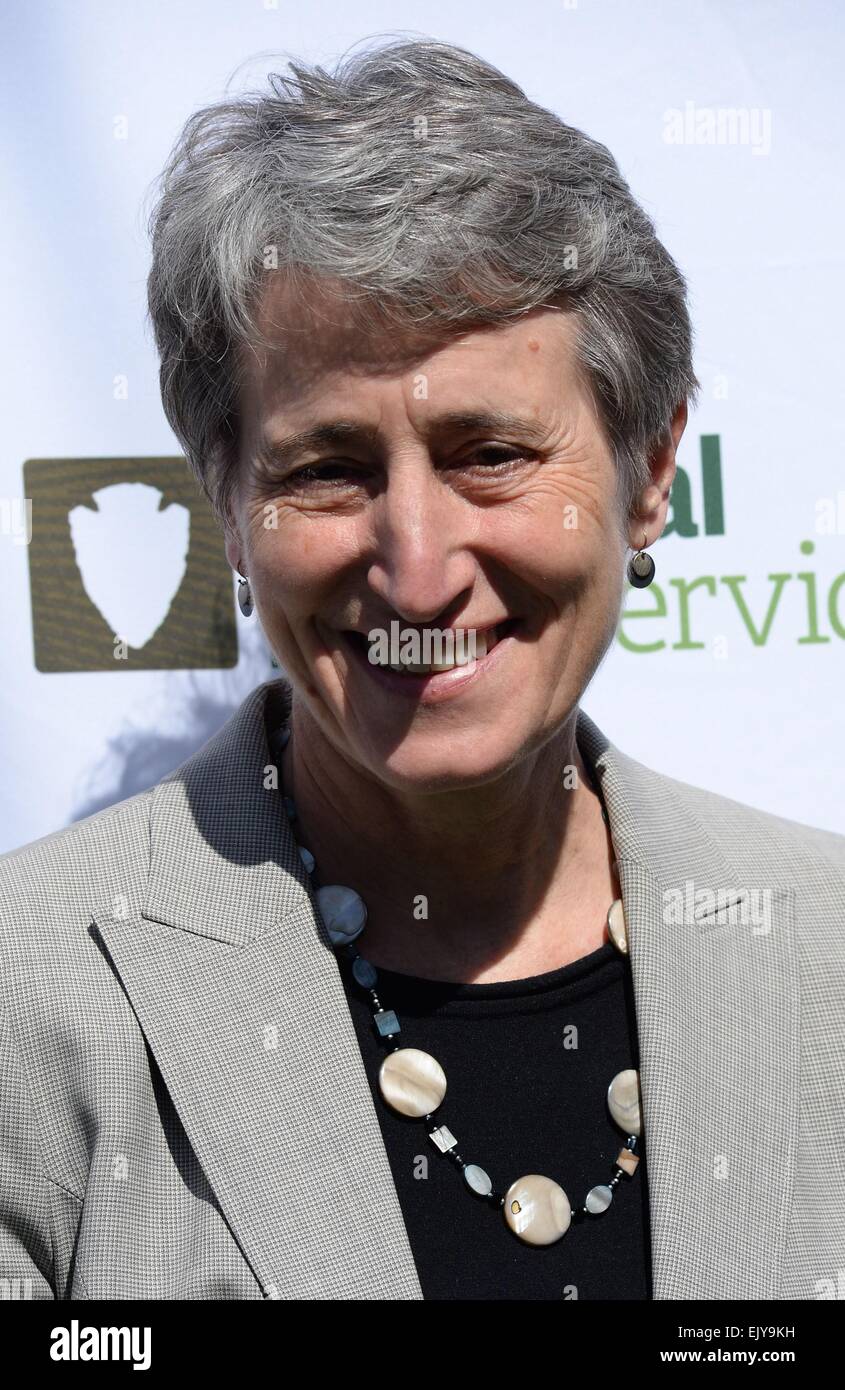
[257,411,550,469]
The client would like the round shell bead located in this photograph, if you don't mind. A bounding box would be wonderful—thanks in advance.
[464,1164,493,1197]
[586,1184,614,1214]
[607,898,628,955]
[503,1174,571,1246]
[316,885,367,946]
[607,1068,642,1136]
[379,1048,447,1118]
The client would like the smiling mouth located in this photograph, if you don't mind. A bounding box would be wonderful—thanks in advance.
[343,619,521,675]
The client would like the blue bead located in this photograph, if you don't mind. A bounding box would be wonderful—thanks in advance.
[352,957,378,988]
[374,1009,400,1038]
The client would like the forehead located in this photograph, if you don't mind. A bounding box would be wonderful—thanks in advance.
[238,272,581,423]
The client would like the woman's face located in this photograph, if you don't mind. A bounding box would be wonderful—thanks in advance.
[227,290,636,789]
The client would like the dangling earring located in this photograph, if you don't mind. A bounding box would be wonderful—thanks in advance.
[237,573,254,617]
[627,530,655,588]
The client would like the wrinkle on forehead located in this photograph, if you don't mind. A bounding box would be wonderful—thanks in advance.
[239,269,569,409]
[244,272,440,393]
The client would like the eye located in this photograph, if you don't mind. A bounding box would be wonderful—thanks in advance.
[457,445,534,470]
[285,461,366,486]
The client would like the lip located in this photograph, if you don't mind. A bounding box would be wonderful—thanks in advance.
[339,619,521,704]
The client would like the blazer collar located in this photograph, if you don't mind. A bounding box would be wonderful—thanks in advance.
[94,678,797,1300]
[578,708,797,1298]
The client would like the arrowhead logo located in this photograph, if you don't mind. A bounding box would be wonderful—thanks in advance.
[69,482,189,649]
[24,455,238,672]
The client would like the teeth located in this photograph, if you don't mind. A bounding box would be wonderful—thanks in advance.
[377,626,496,674]
[388,663,458,675]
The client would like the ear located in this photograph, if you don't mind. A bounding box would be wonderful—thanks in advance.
[627,398,688,549]
[224,529,242,574]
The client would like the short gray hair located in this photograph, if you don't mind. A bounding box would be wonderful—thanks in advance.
[145,34,700,535]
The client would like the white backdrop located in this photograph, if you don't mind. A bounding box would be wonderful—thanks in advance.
[2,0,843,853]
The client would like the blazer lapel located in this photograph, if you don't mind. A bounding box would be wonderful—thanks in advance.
[93,680,423,1300]
[93,679,798,1302]
[577,710,799,1300]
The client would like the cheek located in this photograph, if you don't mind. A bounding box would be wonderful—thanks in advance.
[249,515,362,637]
[490,488,617,586]
[250,513,321,587]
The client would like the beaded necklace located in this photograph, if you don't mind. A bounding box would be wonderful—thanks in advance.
[272,721,642,1247]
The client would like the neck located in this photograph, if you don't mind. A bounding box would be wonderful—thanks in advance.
[280,703,617,984]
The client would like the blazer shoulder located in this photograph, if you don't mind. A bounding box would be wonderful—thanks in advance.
[0,786,155,966]
[0,783,155,880]
[650,762,845,879]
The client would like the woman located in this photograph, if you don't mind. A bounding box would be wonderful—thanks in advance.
[2,36,843,1303]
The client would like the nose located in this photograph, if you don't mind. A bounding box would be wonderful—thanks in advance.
[365,456,477,624]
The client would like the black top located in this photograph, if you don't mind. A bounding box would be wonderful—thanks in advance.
[339,940,653,1301]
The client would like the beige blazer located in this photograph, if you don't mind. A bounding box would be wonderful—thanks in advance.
[1,676,843,1300]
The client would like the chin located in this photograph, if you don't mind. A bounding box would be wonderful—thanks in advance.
[364,733,521,793]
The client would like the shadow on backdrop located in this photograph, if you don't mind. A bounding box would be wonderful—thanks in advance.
[72,622,280,823]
